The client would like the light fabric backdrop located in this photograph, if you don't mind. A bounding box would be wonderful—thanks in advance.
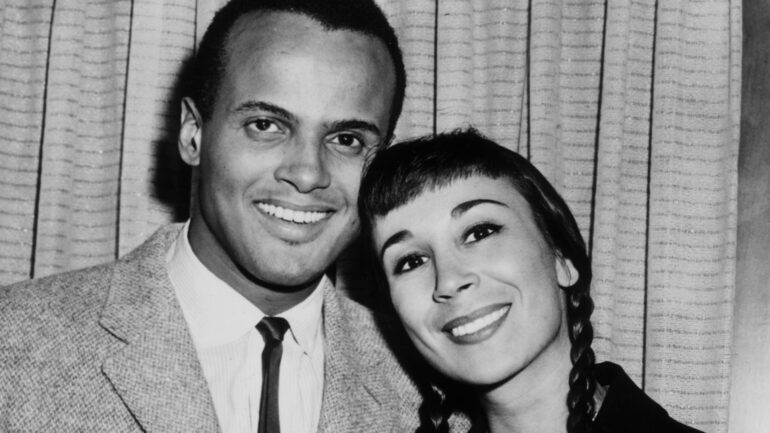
[0,0,741,431]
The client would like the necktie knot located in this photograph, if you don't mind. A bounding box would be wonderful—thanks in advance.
[257,316,290,343]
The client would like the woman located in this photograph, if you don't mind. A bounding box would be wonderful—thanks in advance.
[358,129,702,433]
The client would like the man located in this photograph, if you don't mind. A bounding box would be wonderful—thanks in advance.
[0,1,461,432]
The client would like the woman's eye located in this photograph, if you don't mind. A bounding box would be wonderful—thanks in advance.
[248,118,281,133]
[393,254,428,275]
[464,223,501,244]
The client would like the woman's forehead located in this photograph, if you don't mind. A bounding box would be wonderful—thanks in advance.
[373,176,533,226]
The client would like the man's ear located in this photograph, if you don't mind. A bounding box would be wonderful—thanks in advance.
[555,256,579,288]
[178,97,203,167]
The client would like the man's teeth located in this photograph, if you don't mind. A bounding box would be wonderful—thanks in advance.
[257,203,329,224]
[450,306,510,337]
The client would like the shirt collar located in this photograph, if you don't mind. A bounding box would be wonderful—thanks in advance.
[281,276,326,355]
[167,221,325,355]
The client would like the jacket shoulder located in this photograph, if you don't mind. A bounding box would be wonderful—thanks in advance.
[0,263,137,432]
[0,224,181,332]
[0,225,183,432]
[334,295,412,361]
[1,262,116,331]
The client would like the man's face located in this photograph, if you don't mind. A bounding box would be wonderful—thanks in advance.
[180,11,396,293]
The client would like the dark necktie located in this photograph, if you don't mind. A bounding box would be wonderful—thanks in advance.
[256,316,290,433]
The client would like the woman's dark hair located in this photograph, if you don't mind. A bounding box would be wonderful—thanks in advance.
[188,0,406,142]
[358,128,597,433]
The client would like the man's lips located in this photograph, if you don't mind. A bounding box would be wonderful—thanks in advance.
[442,303,511,338]
[255,201,333,224]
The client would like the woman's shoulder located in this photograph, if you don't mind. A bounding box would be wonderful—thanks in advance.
[591,362,704,433]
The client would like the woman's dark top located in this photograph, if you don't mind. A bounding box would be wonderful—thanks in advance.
[592,362,704,433]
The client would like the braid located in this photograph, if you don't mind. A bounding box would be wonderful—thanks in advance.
[416,384,450,433]
[565,280,597,433]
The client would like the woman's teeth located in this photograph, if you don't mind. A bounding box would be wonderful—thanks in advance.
[450,305,510,337]
[257,203,329,224]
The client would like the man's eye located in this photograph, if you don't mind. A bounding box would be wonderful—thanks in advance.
[464,223,502,244]
[329,133,364,152]
[393,254,428,275]
[248,119,281,133]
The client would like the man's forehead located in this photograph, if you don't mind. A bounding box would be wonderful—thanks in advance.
[226,10,380,59]
[227,11,307,51]
[218,10,396,121]
[223,11,394,86]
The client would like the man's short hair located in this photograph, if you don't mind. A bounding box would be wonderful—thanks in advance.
[188,0,406,141]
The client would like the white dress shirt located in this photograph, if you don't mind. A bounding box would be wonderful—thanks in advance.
[166,223,325,433]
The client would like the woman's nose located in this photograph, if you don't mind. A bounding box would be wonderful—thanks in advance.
[433,254,479,302]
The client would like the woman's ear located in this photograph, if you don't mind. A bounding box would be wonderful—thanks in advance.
[178,97,203,167]
[555,256,579,288]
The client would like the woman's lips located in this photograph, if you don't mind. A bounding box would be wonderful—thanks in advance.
[442,303,511,344]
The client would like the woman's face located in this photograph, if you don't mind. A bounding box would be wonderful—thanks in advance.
[372,176,577,386]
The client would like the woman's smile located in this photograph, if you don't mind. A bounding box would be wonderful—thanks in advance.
[442,303,511,343]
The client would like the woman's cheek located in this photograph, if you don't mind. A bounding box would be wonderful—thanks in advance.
[391,277,430,327]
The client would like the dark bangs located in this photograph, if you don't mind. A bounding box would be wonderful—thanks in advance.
[359,129,514,222]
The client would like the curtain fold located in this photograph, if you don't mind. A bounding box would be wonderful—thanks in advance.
[33,0,131,276]
[435,1,529,150]
[118,0,197,256]
[381,0,437,140]
[0,0,742,431]
[642,0,739,426]
[0,1,54,283]
[591,0,657,393]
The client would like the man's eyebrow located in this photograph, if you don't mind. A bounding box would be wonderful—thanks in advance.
[328,119,382,136]
[232,100,298,123]
[451,199,507,218]
[379,230,412,261]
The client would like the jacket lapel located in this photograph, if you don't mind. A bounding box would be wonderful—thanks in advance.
[99,225,221,433]
[317,285,399,433]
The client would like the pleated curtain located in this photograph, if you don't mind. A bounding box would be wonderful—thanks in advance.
[0,0,741,431]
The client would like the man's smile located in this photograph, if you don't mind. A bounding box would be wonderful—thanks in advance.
[256,202,332,224]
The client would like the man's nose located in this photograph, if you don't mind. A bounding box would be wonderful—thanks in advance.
[274,137,331,193]
[432,254,479,303]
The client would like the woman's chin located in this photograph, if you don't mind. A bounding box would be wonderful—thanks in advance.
[434,361,520,389]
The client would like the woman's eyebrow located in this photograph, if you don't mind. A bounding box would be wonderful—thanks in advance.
[451,199,506,218]
[380,230,412,260]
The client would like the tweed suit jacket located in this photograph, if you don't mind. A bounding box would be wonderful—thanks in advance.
[0,224,442,433]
